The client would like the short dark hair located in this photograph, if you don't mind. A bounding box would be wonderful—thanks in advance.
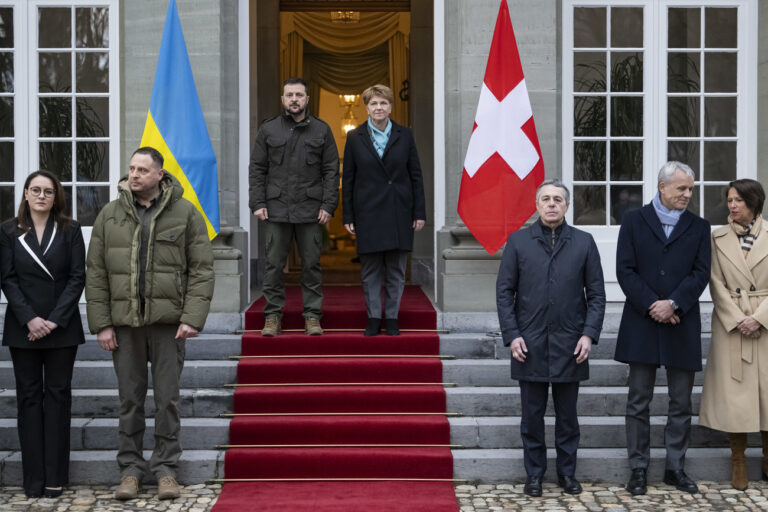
[728,178,765,216]
[132,146,164,168]
[17,170,70,232]
[283,77,308,95]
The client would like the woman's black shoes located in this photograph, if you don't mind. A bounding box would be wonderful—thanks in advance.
[43,488,63,498]
[364,318,381,336]
[385,319,400,336]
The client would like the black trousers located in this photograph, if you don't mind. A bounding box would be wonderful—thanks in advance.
[10,345,78,494]
[519,380,580,477]
[625,363,695,471]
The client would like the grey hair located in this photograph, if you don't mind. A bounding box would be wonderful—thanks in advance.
[536,179,571,205]
[658,161,695,184]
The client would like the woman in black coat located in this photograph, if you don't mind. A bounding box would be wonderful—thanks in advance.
[0,170,86,498]
[343,84,426,336]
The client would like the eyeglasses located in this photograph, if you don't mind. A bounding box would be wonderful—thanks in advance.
[27,187,55,198]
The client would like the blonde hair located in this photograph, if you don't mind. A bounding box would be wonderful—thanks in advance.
[362,84,394,105]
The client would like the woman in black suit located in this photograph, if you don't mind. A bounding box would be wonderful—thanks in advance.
[0,170,85,498]
[342,84,426,336]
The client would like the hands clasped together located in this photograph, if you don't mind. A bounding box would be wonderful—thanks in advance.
[648,300,680,325]
[26,316,58,341]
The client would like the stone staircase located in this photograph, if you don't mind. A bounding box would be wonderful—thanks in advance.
[443,304,759,484]
[0,302,745,486]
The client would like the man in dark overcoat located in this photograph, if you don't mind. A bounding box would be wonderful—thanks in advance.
[497,180,605,497]
[614,161,711,496]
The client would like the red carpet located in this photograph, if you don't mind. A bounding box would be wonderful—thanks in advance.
[212,285,459,512]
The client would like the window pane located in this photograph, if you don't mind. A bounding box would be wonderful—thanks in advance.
[0,142,13,181]
[574,52,605,92]
[611,52,642,92]
[703,141,736,182]
[686,186,700,216]
[0,96,11,137]
[611,97,642,136]
[574,8,606,48]
[667,141,700,179]
[0,52,12,92]
[39,142,72,181]
[610,141,642,180]
[704,185,729,225]
[76,52,108,93]
[705,97,736,137]
[668,96,699,137]
[574,141,605,181]
[0,8,14,49]
[77,142,108,182]
[76,97,108,137]
[704,53,736,93]
[76,186,109,225]
[76,7,109,48]
[668,8,700,49]
[574,96,605,136]
[39,97,72,137]
[574,185,606,225]
[705,8,737,48]
[62,185,72,217]
[0,186,13,221]
[667,52,700,93]
[610,185,643,225]
[611,8,642,48]
[39,52,71,92]
[38,7,71,48]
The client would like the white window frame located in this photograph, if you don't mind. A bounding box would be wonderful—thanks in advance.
[562,0,757,301]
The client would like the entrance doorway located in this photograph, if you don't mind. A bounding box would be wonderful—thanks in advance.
[247,0,434,291]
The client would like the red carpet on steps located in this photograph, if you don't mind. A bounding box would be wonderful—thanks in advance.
[211,285,459,512]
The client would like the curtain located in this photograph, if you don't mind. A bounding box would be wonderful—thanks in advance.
[281,12,410,126]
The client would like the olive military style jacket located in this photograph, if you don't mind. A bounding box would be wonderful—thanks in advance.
[248,112,340,223]
[85,173,214,333]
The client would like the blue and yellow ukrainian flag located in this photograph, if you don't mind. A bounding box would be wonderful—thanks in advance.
[140,0,220,239]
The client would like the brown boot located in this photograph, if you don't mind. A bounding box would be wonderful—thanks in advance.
[114,475,141,500]
[261,315,281,337]
[761,431,768,480]
[304,317,323,336]
[729,432,748,490]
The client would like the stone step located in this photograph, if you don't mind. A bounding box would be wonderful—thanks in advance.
[0,360,237,389]
[442,333,713,360]
[449,416,738,449]
[442,359,708,386]
[0,417,230,451]
[0,334,243,362]
[446,386,704,416]
[0,450,223,486]
[453,447,748,483]
[0,388,233,419]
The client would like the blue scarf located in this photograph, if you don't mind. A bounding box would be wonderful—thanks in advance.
[652,192,684,238]
[367,118,391,157]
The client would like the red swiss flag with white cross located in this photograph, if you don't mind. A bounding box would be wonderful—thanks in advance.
[457,0,545,255]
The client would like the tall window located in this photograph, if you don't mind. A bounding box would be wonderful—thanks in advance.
[563,0,756,228]
[0,0,118,227]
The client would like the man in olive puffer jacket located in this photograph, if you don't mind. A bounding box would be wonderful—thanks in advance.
[85,146,214,500]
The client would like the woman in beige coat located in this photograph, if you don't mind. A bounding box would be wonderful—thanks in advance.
[700,179,768,490]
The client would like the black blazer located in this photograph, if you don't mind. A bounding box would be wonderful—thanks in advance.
[0,217,86,348]
[342,120,426,254]
[613,204,711,371]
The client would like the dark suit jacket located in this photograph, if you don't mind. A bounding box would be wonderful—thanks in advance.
[613,204,711,371]
[342,120,426,254]
[0,217,86,349]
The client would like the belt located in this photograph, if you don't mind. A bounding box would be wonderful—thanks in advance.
[728,287,768,381]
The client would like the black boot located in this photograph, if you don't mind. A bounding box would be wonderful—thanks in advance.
[364,318,381,336]
[385,319,400,336]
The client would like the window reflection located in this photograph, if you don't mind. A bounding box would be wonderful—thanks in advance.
[38,8,71,48]
[0,8,14,49]
[76,186,109,226]
[39,97,72,137]
[76,7,109,48]
[574,185,606,225]
[39,142,73,181]
[0,187,13,221]
[0,97,12,137]
[610,185,643,225]
[704,185,729,224]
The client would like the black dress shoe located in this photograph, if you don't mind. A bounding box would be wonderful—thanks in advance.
[523,475,543,497]
[664,469,699,494]
[25,490,42,498]
[43,488,63,498]
[626,468,647,495]
[364,318,381,337]
[557,475,582,494]
[385,319,400,336]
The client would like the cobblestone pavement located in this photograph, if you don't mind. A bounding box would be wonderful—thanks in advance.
[3,482,768,511]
